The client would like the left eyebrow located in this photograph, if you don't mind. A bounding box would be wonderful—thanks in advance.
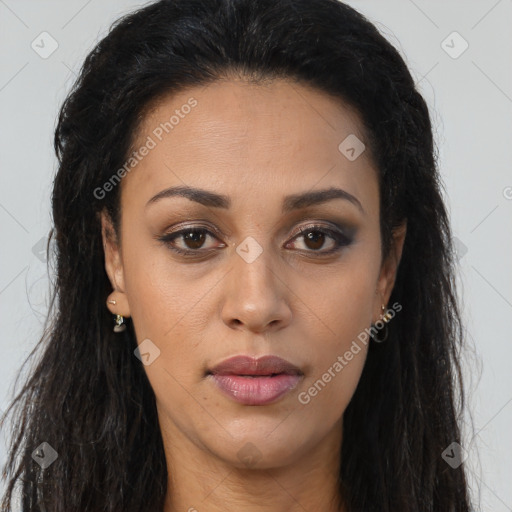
[145,185,365,214]
[282,187,365,215]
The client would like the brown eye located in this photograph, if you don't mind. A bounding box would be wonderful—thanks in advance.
[303,230,326,251]
[287,224,353,255]
[181,230,207,249]
[158,227,223,255]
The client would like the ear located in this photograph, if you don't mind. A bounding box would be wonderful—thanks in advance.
[100,210,131,318]
[373,221,407,322]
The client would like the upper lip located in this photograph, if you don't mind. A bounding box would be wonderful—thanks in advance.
[208,355,303,376]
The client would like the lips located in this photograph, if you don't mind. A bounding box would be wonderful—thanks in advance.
[208,355,303,377]
[207,355,303,405]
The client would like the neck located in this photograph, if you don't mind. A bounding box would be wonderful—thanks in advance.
[161,417,346,512]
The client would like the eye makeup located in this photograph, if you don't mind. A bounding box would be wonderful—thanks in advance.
[155,219,357,259]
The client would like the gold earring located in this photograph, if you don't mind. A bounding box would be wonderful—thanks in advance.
[113,314,126,333]
[381,304,393,323]
[371,303,389,343]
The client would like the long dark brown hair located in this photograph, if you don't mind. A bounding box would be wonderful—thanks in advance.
[1,0,473,510]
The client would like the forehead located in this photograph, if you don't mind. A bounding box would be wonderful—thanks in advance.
[122,78,377,214]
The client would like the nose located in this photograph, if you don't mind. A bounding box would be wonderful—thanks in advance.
[220,241,292,334]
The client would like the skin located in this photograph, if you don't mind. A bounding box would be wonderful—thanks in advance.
[102,76,406,512]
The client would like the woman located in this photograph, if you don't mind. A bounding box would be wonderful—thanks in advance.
[0,0,473,510]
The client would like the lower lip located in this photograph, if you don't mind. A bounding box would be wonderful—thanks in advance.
[209,373,301,405]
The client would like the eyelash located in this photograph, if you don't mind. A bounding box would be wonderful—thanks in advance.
[157,223,353,258]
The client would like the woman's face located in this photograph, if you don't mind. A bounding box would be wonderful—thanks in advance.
[102,77,405,470]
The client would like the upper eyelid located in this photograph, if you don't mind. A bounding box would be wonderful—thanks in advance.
[289,222,346,237]
[166,221,345,237]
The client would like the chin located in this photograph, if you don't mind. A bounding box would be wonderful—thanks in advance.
[205,421,315,469]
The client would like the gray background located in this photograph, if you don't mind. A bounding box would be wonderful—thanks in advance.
[1,1,511,510]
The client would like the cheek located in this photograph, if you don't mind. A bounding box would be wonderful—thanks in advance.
[120,228,194,334]
[120,236,217,388]
[294,289,370,431]
[124,268,205,366]
[298,247,380,346]
[293,252,379,415]
[121,250,211,429]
